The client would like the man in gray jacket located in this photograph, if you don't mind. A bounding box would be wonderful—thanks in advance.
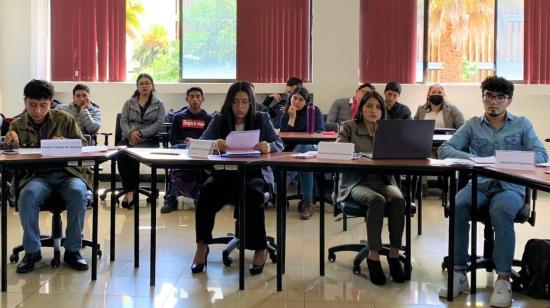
[326,82,375,132]
[58,84,102,136]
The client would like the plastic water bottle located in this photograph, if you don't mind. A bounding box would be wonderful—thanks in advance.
[306,102,315,134]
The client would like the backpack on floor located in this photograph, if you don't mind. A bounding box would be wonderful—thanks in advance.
[517,239,550,299]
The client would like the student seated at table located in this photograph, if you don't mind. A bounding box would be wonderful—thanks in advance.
[383,81,411,120]
[161,86,212,213]
[280,87,325,220]
[326,82,375,131]
[117,73,165,209]
[414,83,464,129]
[3,79,92,273]
[262,77,303,128]
[438,76,548,307]
[57,83,102,137]
[192,81,283,275]
[335,90,406,285]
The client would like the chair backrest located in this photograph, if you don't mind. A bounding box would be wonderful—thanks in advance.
[115,113,122,145]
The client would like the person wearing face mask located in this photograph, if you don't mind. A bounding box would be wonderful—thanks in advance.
[414,84,465,129]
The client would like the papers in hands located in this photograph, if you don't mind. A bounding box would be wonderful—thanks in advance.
[226,130,259,150]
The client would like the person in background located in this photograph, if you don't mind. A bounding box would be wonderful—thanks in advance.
[161,86,212,213]
[280,87,325,219]
[336,90,406,285]
[4,79,92,273]
[438,76,548,307]
[326,82,375,132]
[414,84,464,129]
[191,81,283,275]
[57,84,102,136]
[383,81,411,120]
[262,77,303,128]
[117,73,165,209]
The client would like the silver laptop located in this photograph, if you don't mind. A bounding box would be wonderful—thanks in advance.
[364,120,435,159]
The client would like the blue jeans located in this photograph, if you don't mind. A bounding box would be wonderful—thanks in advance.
[453,182,523,276]
[18,171,90,254]
[288,144,316,201]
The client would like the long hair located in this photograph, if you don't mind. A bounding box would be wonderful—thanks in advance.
[354,90,385,123]
[132,73,156,106]
[218,81,258,136]
[283,87,311,114]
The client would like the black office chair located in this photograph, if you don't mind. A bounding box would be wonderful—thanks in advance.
[9,188,101,267]
[210,191,277,266]
[441,187,536,290]
[99,113,158,203]
[328,173,415,274]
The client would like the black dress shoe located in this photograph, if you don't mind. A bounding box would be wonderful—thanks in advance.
[249,252,267,276]
[388,256,406,283]
[16,251,42,273]
[121,200,136,210]
[366,258,386,285]
[161,198,178,214]
[191,247,209,274]
[64,251,89,271]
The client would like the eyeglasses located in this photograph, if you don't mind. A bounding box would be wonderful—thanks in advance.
[232,101,250,107]
[482,93,509,104]
[138,81,152,86]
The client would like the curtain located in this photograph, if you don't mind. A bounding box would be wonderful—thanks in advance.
[51,0,126,81]
[236,0,311,83]
[524,0,550,84]
[359,0,417,83]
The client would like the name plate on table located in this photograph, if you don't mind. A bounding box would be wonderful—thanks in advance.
[41,139,82,156]
[317,141,354,160]
[495,150,535,170]
[187,139,214,157]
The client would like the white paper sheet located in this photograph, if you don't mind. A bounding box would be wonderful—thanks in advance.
[82,145,109,153]
[41,139,82,156]
[226,130,259,150]
[469,156,496,164]
[495,150,535,170]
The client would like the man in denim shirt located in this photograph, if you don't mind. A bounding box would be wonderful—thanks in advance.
[438,76,548,307]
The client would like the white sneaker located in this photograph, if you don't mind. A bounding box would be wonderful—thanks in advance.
[489,279,512,307]
[439,271,469,299]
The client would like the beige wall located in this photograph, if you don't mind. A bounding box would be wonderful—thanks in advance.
[1,0,549,149]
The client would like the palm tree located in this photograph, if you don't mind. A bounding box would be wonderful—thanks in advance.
[429,0,494,82]
[126,0,144,41]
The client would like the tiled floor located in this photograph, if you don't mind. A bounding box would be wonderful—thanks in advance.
[2,190,550,307]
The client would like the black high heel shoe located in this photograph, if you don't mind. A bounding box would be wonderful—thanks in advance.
[191,246,209,274]
[121,199,136,210]
[249,250,268,276]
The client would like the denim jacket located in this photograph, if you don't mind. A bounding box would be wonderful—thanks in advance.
[438,112,548,196]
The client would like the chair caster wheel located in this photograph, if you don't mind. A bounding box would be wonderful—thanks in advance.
[9,254,19,264]
[97,250,103,259]
[223,256,233,267]
[353,264,361,274]
[100,194,106,201]
[328,252,336,262]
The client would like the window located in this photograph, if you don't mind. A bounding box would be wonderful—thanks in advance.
[126,0,180,81]
[496,0,524,80]
[180,0,236,80]
[418,0,524,83]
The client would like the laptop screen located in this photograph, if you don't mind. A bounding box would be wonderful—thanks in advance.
[371,120,435,159]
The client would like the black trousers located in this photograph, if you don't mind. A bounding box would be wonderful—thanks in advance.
[117,139,158,192]
[195,170,268,250]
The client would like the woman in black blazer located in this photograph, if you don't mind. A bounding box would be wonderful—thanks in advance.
[192,81,283,275]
